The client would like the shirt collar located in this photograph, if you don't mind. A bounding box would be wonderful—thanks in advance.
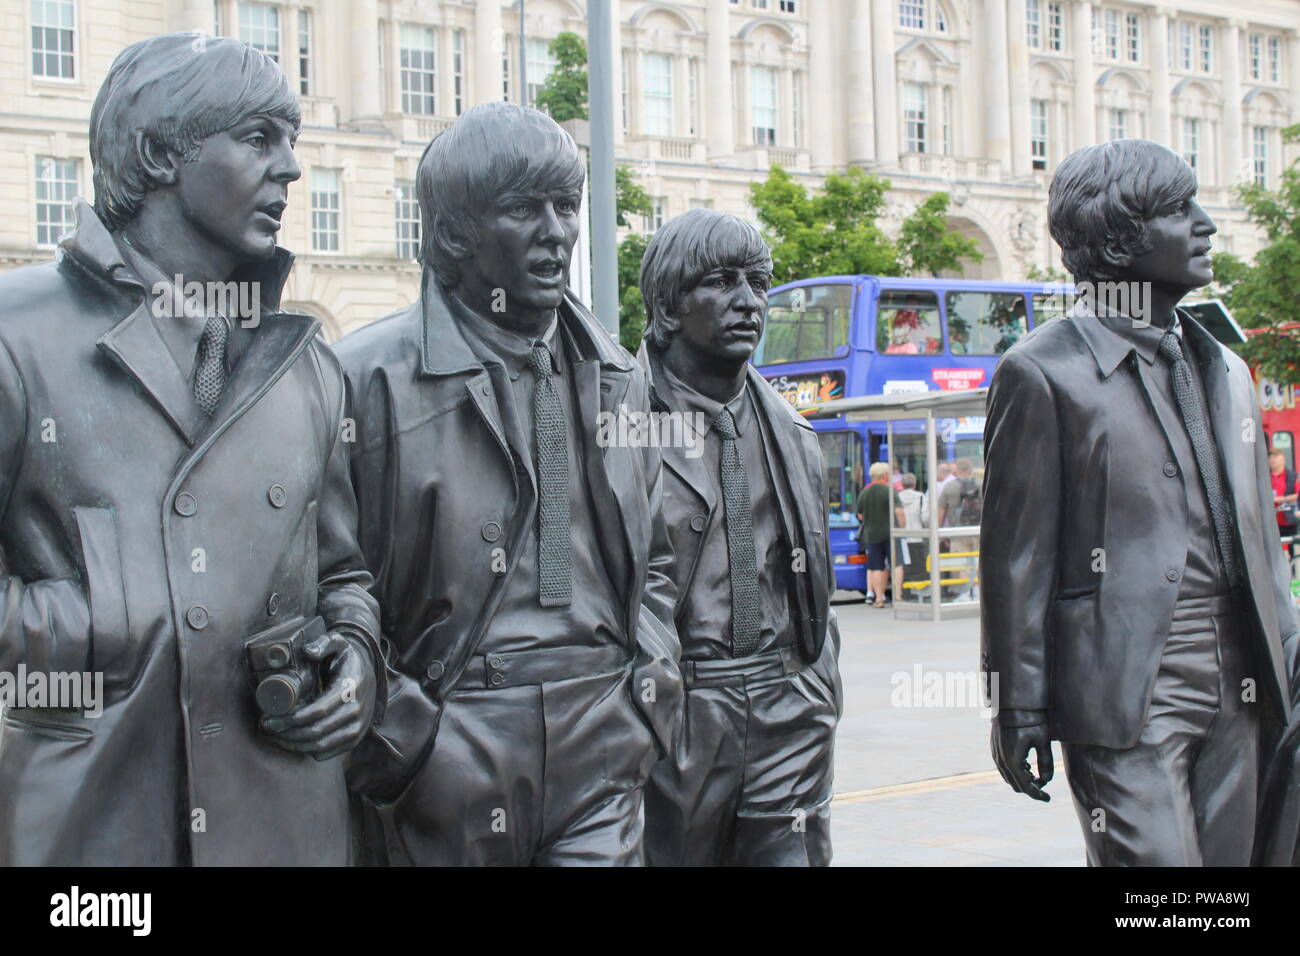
[654,360,752,439]
[449,293,562,379]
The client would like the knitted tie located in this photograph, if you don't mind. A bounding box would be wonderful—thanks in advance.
[1157,331,1241,583]
[529,343,572,607]
[193,315,229,416]
[714,407,762,656]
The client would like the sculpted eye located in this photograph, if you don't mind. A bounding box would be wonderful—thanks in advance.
[246,133,267,150]
[508,202,532,218]
[556,199,578,215]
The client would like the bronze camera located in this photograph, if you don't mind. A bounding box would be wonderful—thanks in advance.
[244,616,327,717]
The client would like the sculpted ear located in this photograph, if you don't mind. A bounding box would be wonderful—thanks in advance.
[435,219,473,261]
[135,131,179,187]
[1099,237,1131,273]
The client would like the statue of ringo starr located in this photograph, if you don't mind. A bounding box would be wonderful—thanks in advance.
[336,102,684,866]
[637,209,843,866]
[981,138,1300,865]
[0,34,382,865]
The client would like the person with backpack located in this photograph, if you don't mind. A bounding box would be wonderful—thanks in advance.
[937,458,981,597]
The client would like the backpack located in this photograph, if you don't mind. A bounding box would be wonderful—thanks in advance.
[954,477,982,526]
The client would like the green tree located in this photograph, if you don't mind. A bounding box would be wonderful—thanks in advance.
[1024,263,1068,283]
[614,165,655,351]
[532,33,588,122]
[748,165,983,285]
[1211,124,1300,384]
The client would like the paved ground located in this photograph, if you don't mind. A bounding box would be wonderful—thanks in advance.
[828,594,1084,866]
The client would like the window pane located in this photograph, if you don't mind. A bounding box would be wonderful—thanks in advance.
[34,155,78,246]
[819,431,865,524]
[643,53,673,136]
[31,0,76,79]
[876,290,942,355]
[239,2,280,62]
[756,283,855,365]
[751,65,777,146]
[394,181,420,260]
[946,291,1027,355]
[1030,292,1068,325]
[400,25,436,115]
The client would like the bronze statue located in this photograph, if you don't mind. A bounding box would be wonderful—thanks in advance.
[0,34,381,865]
[637,209,842,866]
[336,102,683,866]
[981,139,1300,865]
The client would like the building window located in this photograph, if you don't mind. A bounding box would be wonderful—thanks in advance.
[899,0,925,30]
[35,156,78,247]
[1104,10,1119,60]
[311,168,340,252]
[1198,24,1212,73]
[1178,22,1193,71]
[1253,126,1269,186]
[792,70,803,149]
[31,0,76,80]
[688,57,699,137]
[644,196,665,234]
[1026,0,1041,49]
[1182,117,1199,170]
[752,0,768,9]
[452,29,465,115]
[1268,36,1281,83]
[1125,13,1139,62]
[1107,108,1126,140]
[1249,34,1262,80]
[400,25,436,115]
[903,81,927,153]
[779,0,797,11]
[297,10,311,96]
[643,53,673,137]
[1030,99,1049,170]
[238,2,280,63]
[394,181,420,261]
[751,65,777,146]
[941,85,952,155]
[1047,2,1064,51]
[526,37,556,107]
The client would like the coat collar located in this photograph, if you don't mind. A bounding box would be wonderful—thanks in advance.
[419,270,632,378]
[1067,297,1224,379]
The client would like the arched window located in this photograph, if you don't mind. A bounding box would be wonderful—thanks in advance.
[898,0,948,34]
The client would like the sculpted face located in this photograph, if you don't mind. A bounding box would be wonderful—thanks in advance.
[1125,193,1217,293]
[461,186,582,328]
[671,262,770,367]
[173,114,300,264]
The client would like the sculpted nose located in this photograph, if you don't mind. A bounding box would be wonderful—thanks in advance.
[271,143,301,184]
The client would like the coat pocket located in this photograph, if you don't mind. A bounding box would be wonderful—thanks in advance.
[72,506,130,689]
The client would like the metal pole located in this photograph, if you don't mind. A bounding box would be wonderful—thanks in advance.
[587,0,620,336]
[519,0,528,108]
[927,413,940,622]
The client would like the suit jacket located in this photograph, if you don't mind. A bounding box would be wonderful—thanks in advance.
[0,200,380,865]
[981,303,1300,749]
[336,273,684,804]
[640,347,840,694]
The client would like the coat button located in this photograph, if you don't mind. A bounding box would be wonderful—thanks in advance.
[1163,462,1178,477]
[1166,567,1181,582]
[186,605,210,630]
[490,672,505,686]
[268,484,287,508]
[174,492,197,517]
[488,655,503,669]
[690,514,707,532]
[425,660,445,681]
[266,592,280,616]
[481,384,491,397]
[482,521,502,542]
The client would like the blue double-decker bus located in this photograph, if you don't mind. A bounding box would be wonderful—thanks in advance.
[753,274,1070,593]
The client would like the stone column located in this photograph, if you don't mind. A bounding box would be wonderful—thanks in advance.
[1007,0,1032,176]
[476,0,504,105]
[809,1,839,169]
[706,0,735,163]
[779,65,795,148]
[1149,7,1171,145]
[870,0,898,166]
[1072,0,1096,147]
[846,0,875,166]
[1287,29,1300,169]
[983,0,1012,168]
[1222,19,1243,184]
[350,0,383,128]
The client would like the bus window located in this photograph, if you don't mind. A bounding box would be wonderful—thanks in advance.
[818,430,865,526]
[756,283,854,365]
[947,291,1027,355]
[877,290,942,355]
[1031,292,1068,326]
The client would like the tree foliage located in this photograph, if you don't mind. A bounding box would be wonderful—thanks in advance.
[748,165,983,284]
[1212,124,1300,384]
[532,33,588,122]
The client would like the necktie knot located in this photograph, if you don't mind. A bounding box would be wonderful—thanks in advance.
[1157,330,1182,365]
[193,315,229,416]
[528,343,554,377]
[713,407,738,440]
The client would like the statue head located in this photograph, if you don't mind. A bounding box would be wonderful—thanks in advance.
[1048,139,1216,297]
[90,33,301,265]
[416,102,585,329]
[640,208,773,369]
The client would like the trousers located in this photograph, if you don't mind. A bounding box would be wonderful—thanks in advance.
[645,645,838,866]
[1061,593,1260,866]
